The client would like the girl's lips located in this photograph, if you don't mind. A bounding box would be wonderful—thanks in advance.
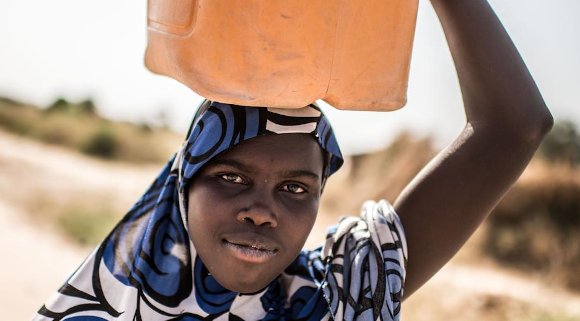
[222,239,278,264]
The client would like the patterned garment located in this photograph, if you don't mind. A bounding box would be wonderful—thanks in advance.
[34,101,408,321]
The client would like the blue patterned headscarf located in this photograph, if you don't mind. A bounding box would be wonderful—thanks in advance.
[35,101,407,321]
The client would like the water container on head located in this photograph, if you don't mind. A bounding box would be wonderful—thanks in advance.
[145,0,419,111]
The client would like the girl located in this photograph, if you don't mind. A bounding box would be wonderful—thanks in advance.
[34,0,553,319]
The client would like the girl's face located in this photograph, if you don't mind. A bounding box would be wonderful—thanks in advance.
[187,133,324,293]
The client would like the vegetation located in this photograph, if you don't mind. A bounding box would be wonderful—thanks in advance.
[57,206,118,245]
[537,120,580,166]
[81,126,119,158]
[0,96,181,163]
[485,122,580,291]
[21,189,124,247]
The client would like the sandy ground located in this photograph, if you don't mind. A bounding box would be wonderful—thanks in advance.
[0,200,87,319]
[0,130,158,319]
[2,129,580,320]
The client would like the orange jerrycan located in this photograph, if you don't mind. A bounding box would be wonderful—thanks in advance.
[145,0,419,111]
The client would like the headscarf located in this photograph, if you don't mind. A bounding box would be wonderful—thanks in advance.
[34,101,407,320]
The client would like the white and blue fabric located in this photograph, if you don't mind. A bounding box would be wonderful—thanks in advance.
[35,101,408,320]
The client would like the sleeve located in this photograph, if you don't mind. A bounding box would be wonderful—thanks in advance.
[319,200,407,321]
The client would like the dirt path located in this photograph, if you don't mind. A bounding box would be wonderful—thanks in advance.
[404,261,580,320]
[0,200,87,319]
[0,129,161,212]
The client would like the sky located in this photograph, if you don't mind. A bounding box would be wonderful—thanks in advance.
[0,0,579,155]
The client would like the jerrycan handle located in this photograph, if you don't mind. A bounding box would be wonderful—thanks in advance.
[147,0,197,36]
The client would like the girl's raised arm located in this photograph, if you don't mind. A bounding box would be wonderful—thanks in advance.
[394,0,553,298]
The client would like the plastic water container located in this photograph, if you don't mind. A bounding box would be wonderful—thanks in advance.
[145,0,419,111]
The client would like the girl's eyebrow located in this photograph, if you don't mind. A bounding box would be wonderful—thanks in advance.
[210,159,320,181]
[278,170,320,182]
[209,159,256,173]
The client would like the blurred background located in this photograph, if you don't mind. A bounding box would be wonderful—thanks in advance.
[1,0,579,319]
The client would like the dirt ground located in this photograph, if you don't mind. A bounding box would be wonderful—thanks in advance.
[0,200,87,319]
[0,129,159,319]
[1,129,580,320]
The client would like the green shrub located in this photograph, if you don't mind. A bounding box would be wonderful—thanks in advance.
[79,99,97,116]
[82,127,119,159]
[46,97,70,113]
[45,97,98,117]
[57,207,118,245]
[538,120,580,166]
[484,164,580,291]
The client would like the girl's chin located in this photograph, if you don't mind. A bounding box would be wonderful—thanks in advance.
[216,276,273,294]
[209,264,278,293]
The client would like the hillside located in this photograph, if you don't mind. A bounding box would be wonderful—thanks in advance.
[0,96,182,163]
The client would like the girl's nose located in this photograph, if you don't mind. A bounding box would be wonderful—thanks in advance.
[237,204,278,228]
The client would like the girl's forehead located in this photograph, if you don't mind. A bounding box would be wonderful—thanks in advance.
[214,133,324,170]
[229,133,320,153]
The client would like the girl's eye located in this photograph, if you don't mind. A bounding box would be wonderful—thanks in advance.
[281,183,306,194]
[221,174,244,184]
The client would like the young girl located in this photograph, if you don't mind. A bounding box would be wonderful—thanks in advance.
[34,0,553,320]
